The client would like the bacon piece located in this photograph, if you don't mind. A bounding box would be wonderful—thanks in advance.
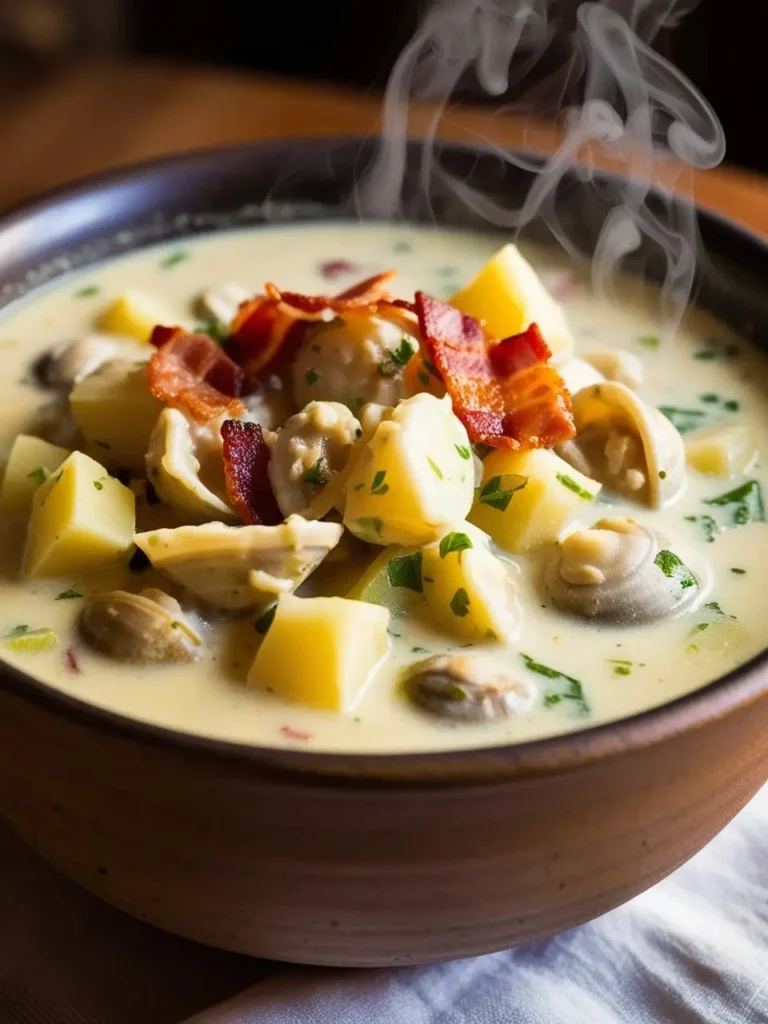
[148,330,245,422]
[319,259,361,281]
[149,324,182,348]
[415,292,575,450]
[221,419,282,526]
[228,271,399,380]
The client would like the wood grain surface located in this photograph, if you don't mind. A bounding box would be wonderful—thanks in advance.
[0,60,766,235]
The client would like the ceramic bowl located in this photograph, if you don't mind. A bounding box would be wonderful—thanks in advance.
[0,139,766,966]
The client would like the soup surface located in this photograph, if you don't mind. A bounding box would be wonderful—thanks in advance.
[0,222,766,752]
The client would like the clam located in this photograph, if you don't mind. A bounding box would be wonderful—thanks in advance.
[559,381,685,508]
[80,587,204,663]
[406,654,534,723]
[146,408,238,524]
[544,516,699,624]
[135,515,344,611]
[35,335,144,390]
[291,312,420,411]
[268,401,361,517]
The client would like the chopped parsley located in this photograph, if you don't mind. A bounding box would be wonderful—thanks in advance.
[655,548,696,589]
[555,472,594,500]
[455,444,471,461]
[478,474,526,512]
[378,337,415,376]
[254,605,277,635]
[4,625,29,639]
[450,588,470,617]
[93,479,104,491]
[521,653,589,716]
[654,549,697,589]
[74,284,100,299]
[160,250,189,269]
[302,459,329,487]
[387,552,423,592]
[27,466,48,486]
[684,514,718,543]
[439,532,473,559]
[704,479,765,527]
[731,567,746,575]
[426,456,443,479]
[693,339,739,361]
[638,335,660,349]
[658,406,705,433]
[724,399,740,412]
[699,392,720,404]
[56,589,83,601]
[411,646,430,654]
[357,516,383,538]
[304,369,320,387]
[371,470,389,495]
[613,666,631,676]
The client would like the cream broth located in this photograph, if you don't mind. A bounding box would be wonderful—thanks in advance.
[0,222,766,752]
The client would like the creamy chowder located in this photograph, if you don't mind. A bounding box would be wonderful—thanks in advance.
[0,221,766,753]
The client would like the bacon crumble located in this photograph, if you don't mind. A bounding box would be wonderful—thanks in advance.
[221,419,282,526]
[148,327,246,422]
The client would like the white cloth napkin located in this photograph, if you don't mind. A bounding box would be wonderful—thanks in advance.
[1,786,766,1024]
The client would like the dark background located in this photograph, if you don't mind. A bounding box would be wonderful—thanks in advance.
[2,0,766,174]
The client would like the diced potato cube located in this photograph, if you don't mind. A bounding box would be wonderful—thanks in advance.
[421,523,519,643]
[347,544,427,617]
[469,447,601,553]
[247,595,389,712]
[23,451,135,578]
[450,244,575,361]
[685,423,758,478]
[344,393,474,546]
[70,361,163,472]
[0,435,70,514]
[97,290,179,343]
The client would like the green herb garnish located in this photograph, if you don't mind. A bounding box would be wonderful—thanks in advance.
[195,317,228,343]
[704,480,765,527]
[731,567,746,575]
[455,444,471,461]
[160,250,189,269]
[685,513,718,543]
[555,473,594,500]
[521,653,589,715]
[5,625,29,639]
[699,392,720,404]
[56,589,83,601]
[27,467,48,486]
[724,399,740,412]
[638,335,660,349]
[654,549,697,589]
[658,406,705,433]
[371,470,389,495]
[418,370,430,387]
[423,357,441,380]
[426,457,443,479]
[93,480,104,491]
[613,666,631,676]
[378,337,415,377]
[478,474,526,512]
[304,369,320,387]
[74,284,100,299]
[302,459,329,486]
[450,588,470,617]
[439,532,473,559]
[387,552,423,592]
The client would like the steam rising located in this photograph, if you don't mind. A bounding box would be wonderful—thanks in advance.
[357,0,725,330]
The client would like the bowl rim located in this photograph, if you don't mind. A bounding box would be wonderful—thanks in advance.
[1,137,767,785]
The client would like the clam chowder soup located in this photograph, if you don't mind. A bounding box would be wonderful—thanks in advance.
[0,222,766,752]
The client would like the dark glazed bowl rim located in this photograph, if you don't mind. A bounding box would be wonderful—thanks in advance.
[0,137,767,786]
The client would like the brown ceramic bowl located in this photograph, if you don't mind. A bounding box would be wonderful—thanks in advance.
[0,139,767,967]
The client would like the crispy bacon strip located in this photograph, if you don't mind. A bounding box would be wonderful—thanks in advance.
[221,419,282,526]
[148,327,246,422]
[228,271,400,380]
[415,292,575,450]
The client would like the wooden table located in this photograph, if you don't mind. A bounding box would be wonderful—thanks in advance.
[1,60,767,235]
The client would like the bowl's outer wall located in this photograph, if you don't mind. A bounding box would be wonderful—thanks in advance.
[0,139,767,965]
[0,677,766,965]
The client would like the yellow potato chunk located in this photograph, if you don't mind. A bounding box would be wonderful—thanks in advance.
[421,523,519,643]
[347,543,426,617]
[685,423,758,478]
[0,435,70,514]
[247,595,389,712]
[343,393,474,546]
[97,290,178,343]
[70,361,163,472]
[23,451,135,578]
[450,244,575,361]
[469,448,601,553]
